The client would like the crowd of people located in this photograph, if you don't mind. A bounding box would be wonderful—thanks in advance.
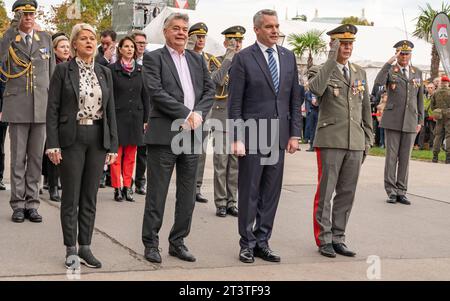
[1,0,448,270]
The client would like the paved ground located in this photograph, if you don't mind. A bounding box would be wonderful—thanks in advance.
[0,138,449,281]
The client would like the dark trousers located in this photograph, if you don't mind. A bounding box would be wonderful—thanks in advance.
[42,140,60,187]
[59,125,106,247]
[135,145,147,188]
[308,110,318,147]
[0,122,7,181]
[237,150,285,249]
[142,145,199,248]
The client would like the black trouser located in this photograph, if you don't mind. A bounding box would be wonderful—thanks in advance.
[42,140,60,187]
[134,145,147,188]
[142,145,198,248]
[60,124,106,247]
[237,150,285,249]
[0,122,7,181]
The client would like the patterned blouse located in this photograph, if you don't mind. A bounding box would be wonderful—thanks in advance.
[75,57,103,120]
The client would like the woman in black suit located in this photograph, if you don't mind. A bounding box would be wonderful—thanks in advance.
[108,36,148,202]
[46,23,118,269]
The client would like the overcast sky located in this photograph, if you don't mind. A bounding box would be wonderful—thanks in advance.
[3,0,445,32]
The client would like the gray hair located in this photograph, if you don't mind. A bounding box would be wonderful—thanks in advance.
[131,30,147,40]
[253,9,278,27]
[163,13,189,29]
[69,23,97,58]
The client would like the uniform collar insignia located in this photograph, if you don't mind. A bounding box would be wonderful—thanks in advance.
[34,33,40,42]
[15,35,21,42]
[350,63,357,73]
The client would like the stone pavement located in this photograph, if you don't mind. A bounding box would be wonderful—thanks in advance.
[0,143,449,281]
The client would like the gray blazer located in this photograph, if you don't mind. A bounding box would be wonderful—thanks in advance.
[308,59,373,150]
[142,46,215,146]
[0,27,55,123]
[374,63,424,133]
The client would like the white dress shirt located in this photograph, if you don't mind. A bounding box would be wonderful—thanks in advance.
[257,40,280,83]
[19,30,34,46]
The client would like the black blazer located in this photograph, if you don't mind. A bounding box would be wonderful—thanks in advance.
[46,59,118,152]
[108,61,149,146]
[142,46,215,146]
[228,42,301,151]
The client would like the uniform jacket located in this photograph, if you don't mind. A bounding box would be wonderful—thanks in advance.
[228,42,301,151]
[142,46,215,146]
[209,54,232,132]
[374,63,424,133]
[0,27,55,123]
[308,58,373,150]
[46,59,118,152]
[108,61,149,146]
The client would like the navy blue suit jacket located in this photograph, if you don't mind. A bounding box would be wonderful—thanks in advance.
[228,42,301,151]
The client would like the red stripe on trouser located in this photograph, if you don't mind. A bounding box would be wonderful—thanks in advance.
[111,145,138,188]
[313,147,323,247]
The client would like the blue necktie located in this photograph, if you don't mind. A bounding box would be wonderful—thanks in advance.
[266,48,279,94]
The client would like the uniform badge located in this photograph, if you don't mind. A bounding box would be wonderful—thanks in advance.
[390,83,397,91]
[333,86,340,97]
[39,48,49,59]
[412,78,421,88]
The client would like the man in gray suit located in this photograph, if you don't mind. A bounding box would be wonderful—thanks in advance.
[0,0,55,223]
[308,24,373,258]
[374,40,424,205]
[141,13,214,264]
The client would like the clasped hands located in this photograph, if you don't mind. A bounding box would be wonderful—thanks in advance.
[182,112,203,130]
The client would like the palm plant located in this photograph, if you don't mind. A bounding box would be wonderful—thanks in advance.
[413,2,450,78]
[288,30,327,69]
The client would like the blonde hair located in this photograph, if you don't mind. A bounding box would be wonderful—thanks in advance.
[69,23,97,58]
[52,35,69,50]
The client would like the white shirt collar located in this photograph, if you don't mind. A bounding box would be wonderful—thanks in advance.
[336,61,350,71]
[166,44,185,56]
[19,30,34,42]
[257,40,278,54]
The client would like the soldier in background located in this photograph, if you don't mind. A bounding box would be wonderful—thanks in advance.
[431,75,450,163]
[186,22,215,203]
[209,26,245,217]
[374,40,424,206]
[0,0,55,223]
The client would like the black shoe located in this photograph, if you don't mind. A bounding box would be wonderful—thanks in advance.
[114,188,123,202]
[397,195,411,205]
[196,193,208,203]
[39,188,43,195]
[135,186,146,195]
[25,209,42,223]
[78,247,102,268]
[332,243,356,257]
[386,195,397,204]
[123,187,134,202]
[254,246,281,262]
[49,186,61,202]
[12,208,25,223]
[227,206,238,217]
[319,244,336,258]
[65,249,80,269]
[216,206,227,217]
[432,156,439,163]
[144,247,162,263]
[169,244,196,262]
[239,248,254,263]
[0,181,6,190]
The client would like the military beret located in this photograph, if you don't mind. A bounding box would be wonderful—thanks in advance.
[326,24,357,41]
[394,40,414,53]
[12,0,38,13]
[188,22,208,37]
[221,25,246,39]
[441,75,450,82]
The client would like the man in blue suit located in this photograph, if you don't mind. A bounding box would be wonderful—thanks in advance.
[228,9,301,264]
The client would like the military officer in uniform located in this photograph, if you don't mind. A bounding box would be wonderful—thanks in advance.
[374,40,424,205]
[431,75,450,163]
[308,24,373,258]
[209,26,245,217]
[186,22,215,203]
[0,0,55,223]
